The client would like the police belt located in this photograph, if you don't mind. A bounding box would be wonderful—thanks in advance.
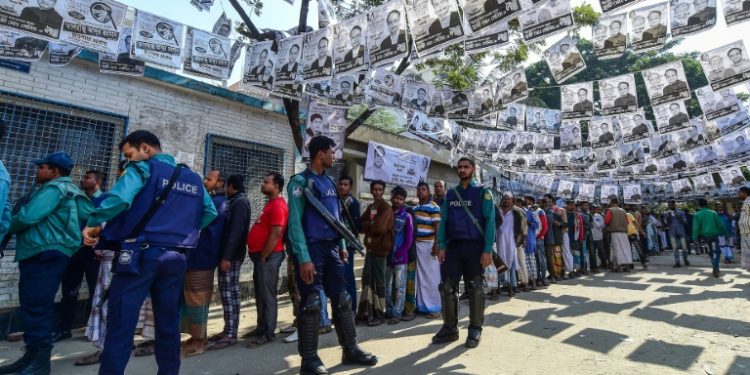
[129,241,189,254]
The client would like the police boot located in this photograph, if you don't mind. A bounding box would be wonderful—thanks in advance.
[298,294,327,375]
[332,292,378,367]
[432,279,459,344]
[0,346,37,374]
[20,346,51,375]
[466,277,485,349]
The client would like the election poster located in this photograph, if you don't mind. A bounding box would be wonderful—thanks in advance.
[242,41,276,88]
[628,2,668,53]
[276,35,304,84]
[643,156,660,175]
[560,120,583,151]
[671,178,693,194]
[590,116,619,149]
[676,117,709,151]
[303,99,347,160]
[620,110,652,143]
[0,0,65,40]
[600,184,619,203]
[703,117,724,141]
[577,183,596,202]
[302,26,334,82]
[402,79,435,113]
[722,0,750,26]
[367,0,409,68]
[333,13,368,75]
[670,0,717,37]
[715,109,750,135]
[272,82,304,100]
[641,61,692,106]
[595,147,619,171]
[699,40,750,91]
[623,183,643,204]
[468,85,496,121]
[519,0,574,43]
[497,103,525,130]
[305,80,330,99]
[536,133,554,154]
[543,36,586,83]
[60,0,126,54]
[720,165,747,187]
[464,21,509,55]
[556,179,575,199]
[719,128,750,161]
[48,41,80,67]
[526,106,548,133]
[561,82,594,119]
[650,133,677,158]
[132,10,185,69]
[691,143,720,168]
[443,90,470,119]
[328,75,356,107]
[406,111,457,148]
[516,132,537,154]
[693,173,716,192]
[599,0,645,13]
[592,12,627,59]
[0,29,47,61]
[463,0,521,35]
[546,109,563,134]
[696,85,741,120]
[212,11,232,37]
[190,29,231,80]
[620,142,645,166]
[99,27,145,76]
[364,141,430,187]
[598,73,638,115]
[366,68,403,107]
[405,0,464,56]
[654,100,691,134]
[495,68,528,105]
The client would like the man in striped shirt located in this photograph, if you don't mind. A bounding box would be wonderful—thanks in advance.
[414,182,442,318]
[738,186,750,272]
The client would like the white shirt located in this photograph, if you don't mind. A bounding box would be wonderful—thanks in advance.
[592,213,605,241]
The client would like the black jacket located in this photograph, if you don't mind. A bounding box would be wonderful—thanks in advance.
[221,192,252,262]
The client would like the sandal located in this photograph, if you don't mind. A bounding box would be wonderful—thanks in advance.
[181,344,206,358]
[207,332,226,342]
[401,313,415,322]
[246,335,273,348]
[74,351,101,366]
[207,336,237,350]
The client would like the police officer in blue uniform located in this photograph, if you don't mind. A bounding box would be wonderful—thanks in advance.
[82,130,217,375]
[433,157,495,348]
[286,136,377,375]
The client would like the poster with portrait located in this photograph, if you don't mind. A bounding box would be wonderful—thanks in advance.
[719,128,750,161]
[468,84,496,121]
[561,82,594,119]
[48,41,80,66]
[699,40,750,91]
[620,110,652,143]
[670,0,717,37]
[464,20,509,55]
[663,153,689,173]
[276,36,303,84]
[497,103,525,130]
[0,29,47,61]
[599,0,645,13]
[302,26,334,82]
[676,117,710,151]
[715,109,750,135]
[272,82,304,100]
[333,13,368,75]
[628,2,668,53]
[303,99,347,160]
[599,73,638,115]
[690,143,720,168]
[650,133,677,158]
[590,116,619,149]
[620,142,645,166]
[132,10,185,69]
[704,117,724,141]
[60,0,126,53]
[515,132,537,154]
[643,155,660,175]
[642,61,691,106]
[212,11,231,37]
[571,147,596,167]
[463,0,521,35]
[722,0,750,25]
[305,80,331,99]
[696,85,741,120]
[0,0,66,41]
[623,183,643,204]
[600,184,619,203]
[366,68,403,107]
[560,120,582,151]
[495,68,528,105]
[406,0,464,56]
[654,100,690,134]
[543,35,586,83]
[671,178,694,194]
[526,106,548,133]
[595,147,619,171]
[535,133,554,154]
[693,173,717,192]
[406,111,456,147]
[401,80,434,113]
[527,155,548,171]
[556,179,575,199]
[364,141,431,187]
[519,0,574,43]
[242,41,275,88]
[577,183,596,202]
[99,27,144,76]
[720,165,747,187]
[444,90,470,119]
[328,75,357,107]
[545,109,563,134]
[592,12,627,59]
[367,0,409,68]
[190,29,231,80]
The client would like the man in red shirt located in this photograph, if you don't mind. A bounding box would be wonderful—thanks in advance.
[246,172,289,346]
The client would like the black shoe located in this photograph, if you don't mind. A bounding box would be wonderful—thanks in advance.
[712,270,720,278]
[0,347,37,374]
[673,263,681,268]
[300,357,328,375]
[19,346,50,375]
[465,326,482,348]
[52,330,72,343]
[342,347,378,366]
[431,325,459,344]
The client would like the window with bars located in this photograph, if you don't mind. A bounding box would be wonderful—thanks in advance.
[204,135,285,220]
[0,91,126,207]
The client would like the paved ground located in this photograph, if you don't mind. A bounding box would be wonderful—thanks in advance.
[1,252,749,375]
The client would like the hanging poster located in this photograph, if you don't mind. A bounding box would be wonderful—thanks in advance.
[305,80,331,99]
[495,68,528,106]
[464,21,509,55]
[599,0,645,13]
[670,0,716,37]
[722,0,750,26]
[60,0,126,53]
[536,133,554,154]
[333,13,368,75]
[691,144,720,168]
[497,103,525,130]
[302,26,334,82]
[693,173,717,192]
[443,90,469,119]
[99,27,144,76]
[367,0,409,68]
[620,110,652,143]
[132,11,185,69]
[590,116,619,149]
[242,41,275,88]
[364,141,431,187]
[560,120,583,151]
[623,183,642,204]
[405,0,464,56]
[276,36,303,84]
[699,40,750,90]
[190,29,231,80]
[406,111,457,147]
[0,0,65,40]
[600,184,619,203]
[715,109,750,135]
[672,178,694,194]
[643,156,660,175]
[212,11,232,37]
[519,0,574,43]
[719,128,750,161]
[620,142,645,166]
[48,41,80,66]
[328,75,356,107]
[463,0,521,35]
[272,82,304,100]
[595,147,619,171]
[303,99,347,160]
[0,29,47,61]
[577,183,596,202]
[720,165,747,187]
[650,133,678,158]
[628,2,668,53]
[704,117,724,141]
[543,36,586,84]
[526,106,548,133]
[654,100,690,134]
[516,132,537,154]
[561,82,594,119]
[676,117,709,151]
[402,80,435,113]
[592,12,627,59]
[366,68,403,107]
[696,85,741,120]
[641,61,691,106]
[556,179,575,198]
[468,85,496,121]
[598,73,638,115]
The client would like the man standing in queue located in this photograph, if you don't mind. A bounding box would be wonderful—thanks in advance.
[433,157,495,348]
[82,130,218,375]
[286,136,377,375]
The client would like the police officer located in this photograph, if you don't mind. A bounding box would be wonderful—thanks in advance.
[287,136,377,375]
[433,157,495,348]
[82,130,217,375]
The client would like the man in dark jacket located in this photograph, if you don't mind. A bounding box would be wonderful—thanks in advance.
[339,175,361,311]
[210,174,251,349]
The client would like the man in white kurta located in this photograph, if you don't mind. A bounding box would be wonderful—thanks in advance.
[738,187,750,272]
[497,194,519,295]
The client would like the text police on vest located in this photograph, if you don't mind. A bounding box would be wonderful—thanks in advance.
[161,179,199,194]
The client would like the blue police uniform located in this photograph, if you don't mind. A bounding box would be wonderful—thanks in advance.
[87,154,217,375]
[187,193,227,271]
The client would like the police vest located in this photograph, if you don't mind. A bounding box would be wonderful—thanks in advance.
[188,194,227,270]
[103,159,205,249]
[301,171,341,242]
[445,185,484,241]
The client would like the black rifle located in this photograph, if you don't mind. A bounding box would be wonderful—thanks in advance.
[303,187,365,256]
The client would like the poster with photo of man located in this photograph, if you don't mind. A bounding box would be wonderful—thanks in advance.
[495,68,528,106]
[716,108,750,135]
[302,26,334,82]
[620,142,645,166]
[0,29,48,61]
[720,165,747,187]
[620,111,652,143]
[463,0,521,35]
[642,61,692,106]
[364,141,430,186]
[190,29,231,80]
[367,0,409,68]
[696,85,741,120]
[402,80,434,113]
[407,111,454,147]
[672,178,694,194]
[526,106,548,133]
[600,184,619,203]
[722,0,750,25]
[704,117,724,141]
[556,179,575,199]
[700,40,750,90]
[333,13,368,75]
[676,117,710,151]
[519,0,574,43]
[546,109,563,134]
[305,80,331,99]
[464,20,509,55]
[527,155,548,171]
[497,103,526,130]
[60,0,126,53]
[650,133,678,158]
[242,41,275,87]
[499,132,520,153]
[516,132,537,154]
[561,82,594,119]
[720,128,750,161]
[571,147,596,167]
[592,12,627,59]
[99,27,144,76]
[276,35,304,84]
[272,82,304,100]
[535,133,554,153]
[303,99,347,160]
[48,41,80,66]
[629,2,668,53]
[328,75,357,107]
[654,100,690,134]
[560,120,583,151]
[406,0,464,56]
[590,116,618,149]
[365,68,403,107]
[444,90,470,119]
[643,155,660,175]
[595,147,619,171]
[670,0,717,37]
[599,73,638,115]
[693,173,717,192]
[691,143,721,167]
[623,183,643,204]
[0,0,65,41]
[549,152,571,171]
[132,10,185,69]
[662,153,689,173]
[577,183,596,202]
[543,36,586,83]
[468,84,496,121]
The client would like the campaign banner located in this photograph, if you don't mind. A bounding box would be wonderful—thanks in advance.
[242,41,275,89]
[189,29,230,80]
[641,60,691,106]
[366,68,403,107]
[302,26,334,82]
[0,29,47,61]
[99,27,144,76]
[526,106,548,133]
[463,0,521,35]
[303,99,347,160]
[212,11,231,37]
[405,0,464,56]
[696,85,741,120]
[519,0,574,43]
[628,2,668,53]
[722,0,750,26]
[132,10,185,69]
[699,40,750,90]
[590,116,620,149]
[561,82,594,119]
[495,67,528,106]
[364,141,431,187]
[623,183,642,204]
[0,0,66,41]
[328,75,356,107]
[598,73,638,115]
[670,0,717,37]
[276,35,303,84]
[60,0,126,53]
[333,13,368,75]
[48,41,80,66]
[620,110,651,143]
[560,120,583,151]
[654,100,690,134]
[367,0,409,68]
[544,35,586,83]
[592,12,627,59]
[464,21,509,55]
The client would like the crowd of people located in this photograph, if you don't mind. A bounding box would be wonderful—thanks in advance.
[0,127,748,375]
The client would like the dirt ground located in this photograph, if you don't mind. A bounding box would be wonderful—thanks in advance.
[1,251,748,375]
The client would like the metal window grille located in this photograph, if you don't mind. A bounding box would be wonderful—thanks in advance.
[204,135,285,220]
[0,91,127,207]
